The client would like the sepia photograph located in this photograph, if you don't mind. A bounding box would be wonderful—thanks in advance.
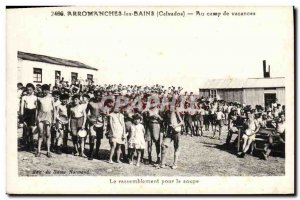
[6,6,294,194]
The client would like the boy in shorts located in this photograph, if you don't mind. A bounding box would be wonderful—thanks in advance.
[86,91,104,160]
[213,107,225,140]
[55,94,69,154]
[20,83,37,151]
[36,84,56,158]
[51,90,61,152]
[69,94,87,157]
[159,106,183,169]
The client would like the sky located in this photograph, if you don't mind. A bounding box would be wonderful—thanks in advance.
[7,6,294,92]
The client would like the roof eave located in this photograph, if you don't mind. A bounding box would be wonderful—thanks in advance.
[19,57,98,71]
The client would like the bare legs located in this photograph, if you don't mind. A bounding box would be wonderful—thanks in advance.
[108,141,116,163]
[136,149,144,166]
[160,144,179,169]
[239,134,254,158]
[36,122,51,157]
[108,142,125,163]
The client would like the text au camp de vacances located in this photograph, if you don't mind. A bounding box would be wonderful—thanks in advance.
[51,10,256,17]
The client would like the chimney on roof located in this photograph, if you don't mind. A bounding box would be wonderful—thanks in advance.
[263,60,270,78]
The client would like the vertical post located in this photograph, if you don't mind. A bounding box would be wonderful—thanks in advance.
[237,127,241,153]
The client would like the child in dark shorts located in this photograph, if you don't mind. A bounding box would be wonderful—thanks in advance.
[159,109,183,169]
[55,94,69,154]
[20,83,37,151]
[69,94,87,157]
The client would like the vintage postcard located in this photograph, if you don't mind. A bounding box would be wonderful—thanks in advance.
[6,6,294,194]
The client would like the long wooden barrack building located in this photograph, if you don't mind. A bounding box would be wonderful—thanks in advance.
[199,61,285,108]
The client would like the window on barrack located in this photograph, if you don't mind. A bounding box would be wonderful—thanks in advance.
[33,68,42,83]
[209,89,217,98]
[87,74,93,81]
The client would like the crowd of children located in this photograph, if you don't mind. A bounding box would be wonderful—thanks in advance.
[17,80,286,169]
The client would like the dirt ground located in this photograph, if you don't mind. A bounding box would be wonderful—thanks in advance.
[18,127,285,176]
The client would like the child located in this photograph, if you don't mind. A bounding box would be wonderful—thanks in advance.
[198,104,205,136]
[36,84,56,158]
[20,83,37,151]
[69,94,87,157]
[51,90,61,152]
[55,94,69,154]
[130,113,146,166]
[86,91,104,160]
[223,102,229,125]
[239,111,259,158]
[17,83,24,127]
[108,105,127,164]
[52,90,61,109]
[160,107,184,169]
[213,107,225,140]
[204,106,210,131]
[209,104,217,132]
[124,106,134,164]
[81,94,90,111]
[81,93,90,153]
[127,117,136,165]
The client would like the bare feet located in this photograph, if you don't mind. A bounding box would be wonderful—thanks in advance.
[81,153,87,158]
[46,152,52,158]
[171,165,178,169]
[108,160,114,164]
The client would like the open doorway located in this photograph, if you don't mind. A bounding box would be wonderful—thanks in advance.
[264,93,276,108]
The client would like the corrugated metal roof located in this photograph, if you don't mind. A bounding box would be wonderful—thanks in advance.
[18,51,98,71]
[200,77,285,89]
[227,79,246,88]
[243,77,285,88]
[201,78,245,89]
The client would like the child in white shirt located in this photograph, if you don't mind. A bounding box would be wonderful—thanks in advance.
[213,107,225,140]
[130,113,146,167]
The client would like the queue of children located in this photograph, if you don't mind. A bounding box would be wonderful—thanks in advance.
[18,81,286,169]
